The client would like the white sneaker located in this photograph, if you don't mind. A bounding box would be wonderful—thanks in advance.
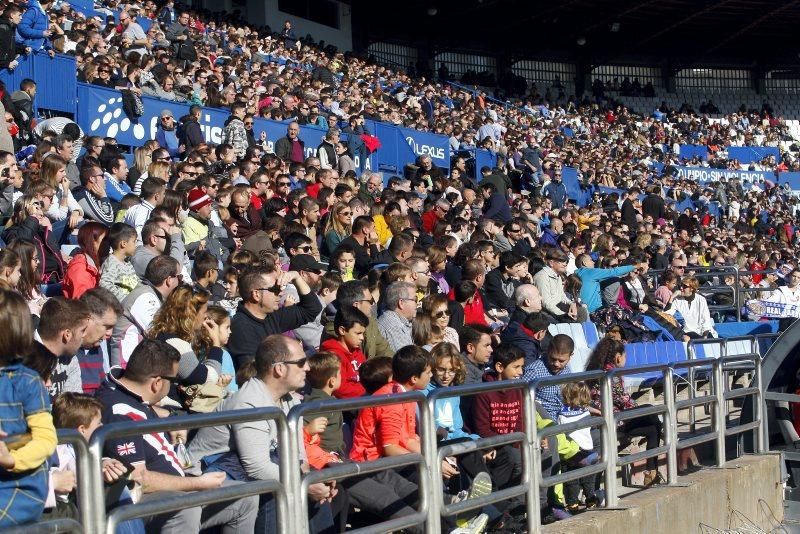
[450,513,489,534]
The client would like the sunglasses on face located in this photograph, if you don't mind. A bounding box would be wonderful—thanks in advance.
[433,310,450,319]
[256,282,283,296]
[273,357,307,367]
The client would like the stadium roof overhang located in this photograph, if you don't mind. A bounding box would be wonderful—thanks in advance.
[353,0,800,69]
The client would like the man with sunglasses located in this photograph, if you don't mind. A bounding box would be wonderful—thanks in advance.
[229,266,322,369]
[323,280,392,359]
[188,335,340,532]
[98,339,258,533]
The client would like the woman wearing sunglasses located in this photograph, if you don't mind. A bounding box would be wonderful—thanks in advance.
[419,294,460,349]
[668,276,717,339]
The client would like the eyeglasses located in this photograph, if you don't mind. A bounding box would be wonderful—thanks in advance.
[673,265,686,270]
[340,211,352,216]
[354,297,375,305]
[399,297,416,303]
[244,122,254,126]
[155,156,171,161]
[273,357,307,367]
[278,181,291,187]
[170,272,183,282]
[255,283,283,296]
[298,245,312,252]
[433,310,450,319]
[414,270,430,276]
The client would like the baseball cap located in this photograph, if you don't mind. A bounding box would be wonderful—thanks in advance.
[289,254,327,273]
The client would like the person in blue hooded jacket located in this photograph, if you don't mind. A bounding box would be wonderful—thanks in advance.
[16,0,54,53]
[155,109,180,159]
[575,253,646,313]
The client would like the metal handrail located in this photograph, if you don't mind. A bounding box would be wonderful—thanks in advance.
[86,407,293,534]
[287,390,432,534]
[423,379,534,533]
[27,352,770,534]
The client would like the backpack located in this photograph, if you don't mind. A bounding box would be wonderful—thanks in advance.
[175,40,197,62]
[121,89,144,118]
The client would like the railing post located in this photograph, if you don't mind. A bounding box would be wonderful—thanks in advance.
[286,413,308,534]
[275,416,295,534]
[663,368,679,484]
[734,265,742,321]
[87,436,108,534]
[688,355,696,433]
[601,374,619,507]
[418,395,439,534]
[754,356,767,454]
[713,359,727,466]
[526,384,541,534]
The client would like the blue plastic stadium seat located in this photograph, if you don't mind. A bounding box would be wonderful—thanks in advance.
[582,321,600,347]
[623,341,688,387]
[548,322,593,373]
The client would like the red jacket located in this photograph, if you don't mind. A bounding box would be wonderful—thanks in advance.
[320,338,366,399]
[62,253,99,299]
[447,287,488,326]
[421,210,441,234]
[473,374,523,437]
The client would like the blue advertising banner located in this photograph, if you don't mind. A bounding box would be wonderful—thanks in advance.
[678,144,708,161]
[673,166,773,183]
[776,172,800,190]
[727,146,780,164]
[0,52,76,114]
[77,83,228,146]
[475,148,497,179]
[75,83,407,176]
[398,126,450,171]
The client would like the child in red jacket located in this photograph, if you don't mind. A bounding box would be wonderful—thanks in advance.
[319,306,369,399]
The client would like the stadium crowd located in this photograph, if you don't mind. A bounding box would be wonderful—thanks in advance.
[0,0,799,533]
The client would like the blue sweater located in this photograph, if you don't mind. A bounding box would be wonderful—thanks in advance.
[424,382,478,441]
[576,265,635,313]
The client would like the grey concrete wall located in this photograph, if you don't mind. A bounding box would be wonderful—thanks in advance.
[544,453,784,534]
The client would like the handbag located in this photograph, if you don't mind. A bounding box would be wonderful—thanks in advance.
[180,382,226,413]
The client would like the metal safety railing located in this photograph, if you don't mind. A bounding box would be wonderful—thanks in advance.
[286,391,432,534]
[27,354,768,534]
[86,407,293,534]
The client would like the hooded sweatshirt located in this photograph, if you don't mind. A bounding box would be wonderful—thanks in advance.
[319,337,366,399]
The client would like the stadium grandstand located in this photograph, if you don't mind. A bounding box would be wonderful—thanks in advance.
[0,0,798,533]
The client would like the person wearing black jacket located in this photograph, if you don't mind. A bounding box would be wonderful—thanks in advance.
[620,187,639,230]
[177,105,203,155]
[642,185,666,221]
[0,5,28,71]
[483,251,527,314]
[228,267,322,368]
